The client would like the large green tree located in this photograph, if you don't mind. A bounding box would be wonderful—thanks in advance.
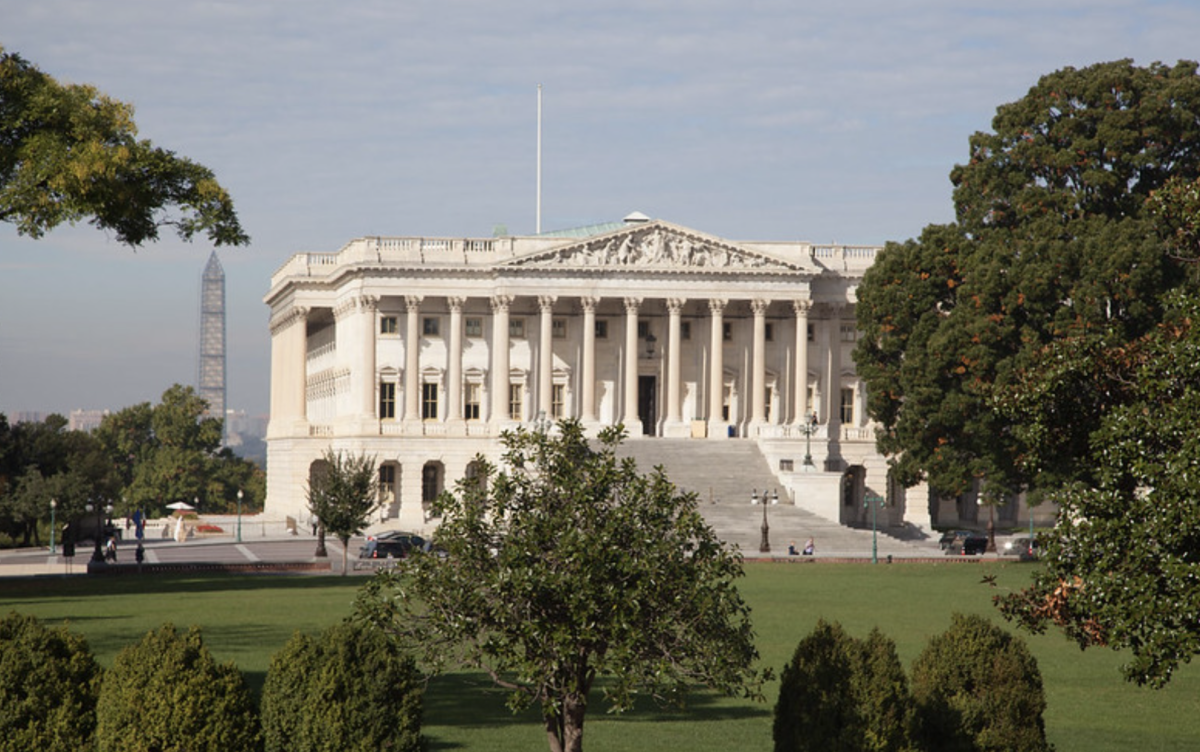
[306,449,379,575]
[855,59,1200,500]
[995,179,1200,685]
[357,420,764,752]
[0,46,248,247]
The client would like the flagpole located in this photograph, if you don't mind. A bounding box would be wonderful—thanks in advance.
[536,83,542,235]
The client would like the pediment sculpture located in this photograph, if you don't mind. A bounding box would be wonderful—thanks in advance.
[509,223,802,272]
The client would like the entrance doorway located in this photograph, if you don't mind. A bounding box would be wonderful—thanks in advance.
[638,375,657,436]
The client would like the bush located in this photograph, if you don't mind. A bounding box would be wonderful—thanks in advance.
[0,612,101,752]
[773,620,913,752]
[261,620,424,752]
[96,623,260,752]
[910,613,1052,752]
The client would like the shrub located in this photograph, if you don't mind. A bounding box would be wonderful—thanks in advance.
[0,612,101,752]
[96,623,260,752]
[261,620,424,752]
[773,620,913,752]
[910,613,1052,752]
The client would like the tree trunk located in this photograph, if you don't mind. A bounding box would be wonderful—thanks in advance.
[339,534,350,575]
[543,696,586,752]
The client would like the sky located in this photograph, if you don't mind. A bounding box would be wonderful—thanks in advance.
[3,0,1199,419]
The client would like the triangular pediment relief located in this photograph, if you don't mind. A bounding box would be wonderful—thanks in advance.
[505,221,805,272]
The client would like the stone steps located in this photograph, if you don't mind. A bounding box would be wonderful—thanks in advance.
[617,439,940,558]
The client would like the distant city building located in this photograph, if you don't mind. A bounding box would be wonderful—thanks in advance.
[198,251,227,432]
[11,411,48,425]
[68,409,110,433]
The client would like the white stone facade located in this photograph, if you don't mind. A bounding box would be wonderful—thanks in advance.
[263,216,951,533]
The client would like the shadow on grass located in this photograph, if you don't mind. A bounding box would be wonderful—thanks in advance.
[422,671,770,749]
[0,572,361,600]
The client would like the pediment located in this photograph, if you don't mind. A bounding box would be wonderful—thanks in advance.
[505,221,805,273]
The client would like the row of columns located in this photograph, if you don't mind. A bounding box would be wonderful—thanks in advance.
[273,294,846,433]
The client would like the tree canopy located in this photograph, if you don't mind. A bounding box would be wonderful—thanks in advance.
[854,59,1200,500]
[0,46,248,247]
[356,420,765,752]
[996,228,1200,687]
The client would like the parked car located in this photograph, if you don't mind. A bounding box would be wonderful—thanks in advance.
[938,530,972,551]
[359,533,426,560]
[945,534,988,555]
[1004,536,1039,560]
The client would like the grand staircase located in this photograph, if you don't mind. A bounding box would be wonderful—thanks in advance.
[616,439,937,558]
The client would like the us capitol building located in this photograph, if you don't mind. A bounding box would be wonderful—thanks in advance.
[264,213,1035,540]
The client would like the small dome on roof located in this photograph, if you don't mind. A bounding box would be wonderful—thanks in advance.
[623,211,651,224]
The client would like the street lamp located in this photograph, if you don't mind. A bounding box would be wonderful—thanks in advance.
[978,499,998,553]
[864,492,885,564]
[49,499,57,554]
[86,501,113,566]
[799,411,818,470]
[236,489,243,543]
[753,488,778,554]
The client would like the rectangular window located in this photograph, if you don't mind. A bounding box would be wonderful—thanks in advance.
[508,383,523,420]
[840,387,855,425]
[379,382,395,419]
[637,320,650,339]
[379,464,395,488]
[723,322,733,341]
[840,324,857,342]
[807,323,815,342]
[464,383,481,420]
[465,317,483,337]
[722,385,731,421]
[595,320,609,339]
[380,316,398,335]
[680,321,692,341]
[780,459,794,472]
[510,318,526,338]
[551,384,565,419]
[765,322,775,342]
[765,388,773,419]
[423,317,440,336]
[422,382,439,420]
[552,318,567,339]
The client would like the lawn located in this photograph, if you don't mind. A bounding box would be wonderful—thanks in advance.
[1,561,1196,751]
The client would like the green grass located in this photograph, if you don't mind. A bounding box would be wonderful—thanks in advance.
[2,562,1197,751]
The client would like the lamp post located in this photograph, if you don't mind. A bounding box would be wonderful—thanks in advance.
[49,499,57,554]
[87,501,113,567]
[799,411,818,470]
[753,488,778,554]
[236,489,243,543]
[864,492,885,564]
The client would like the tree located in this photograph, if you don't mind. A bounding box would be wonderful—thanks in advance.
[855,59,1200,500]
[909,614,1051,752]
[261,621,424,752]
[0,612,101,752]
[773,621,913,752]
[0,46,248,247]
[996,287,1200,687]
[356,420,765,752]
[96,623,260,752]
[306,449,379,575]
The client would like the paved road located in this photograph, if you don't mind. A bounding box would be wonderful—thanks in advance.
[1,524,1017,578]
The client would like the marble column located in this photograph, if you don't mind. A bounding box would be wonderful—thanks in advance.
[447,297,464,422]
[708,298,726,437]
[490,296,512,423]
[538,296,556,419]
[404,296,422,423]
[793,300,811,423]
[623,297,642,432]
[751,299,768,426]
[666,297,685,426]
[267,305,308,438]
[580,297,598,422]
[825,303,844,433]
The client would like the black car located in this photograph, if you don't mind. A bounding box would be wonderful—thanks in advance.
[358,534,426,560]
[945,535,988,555]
